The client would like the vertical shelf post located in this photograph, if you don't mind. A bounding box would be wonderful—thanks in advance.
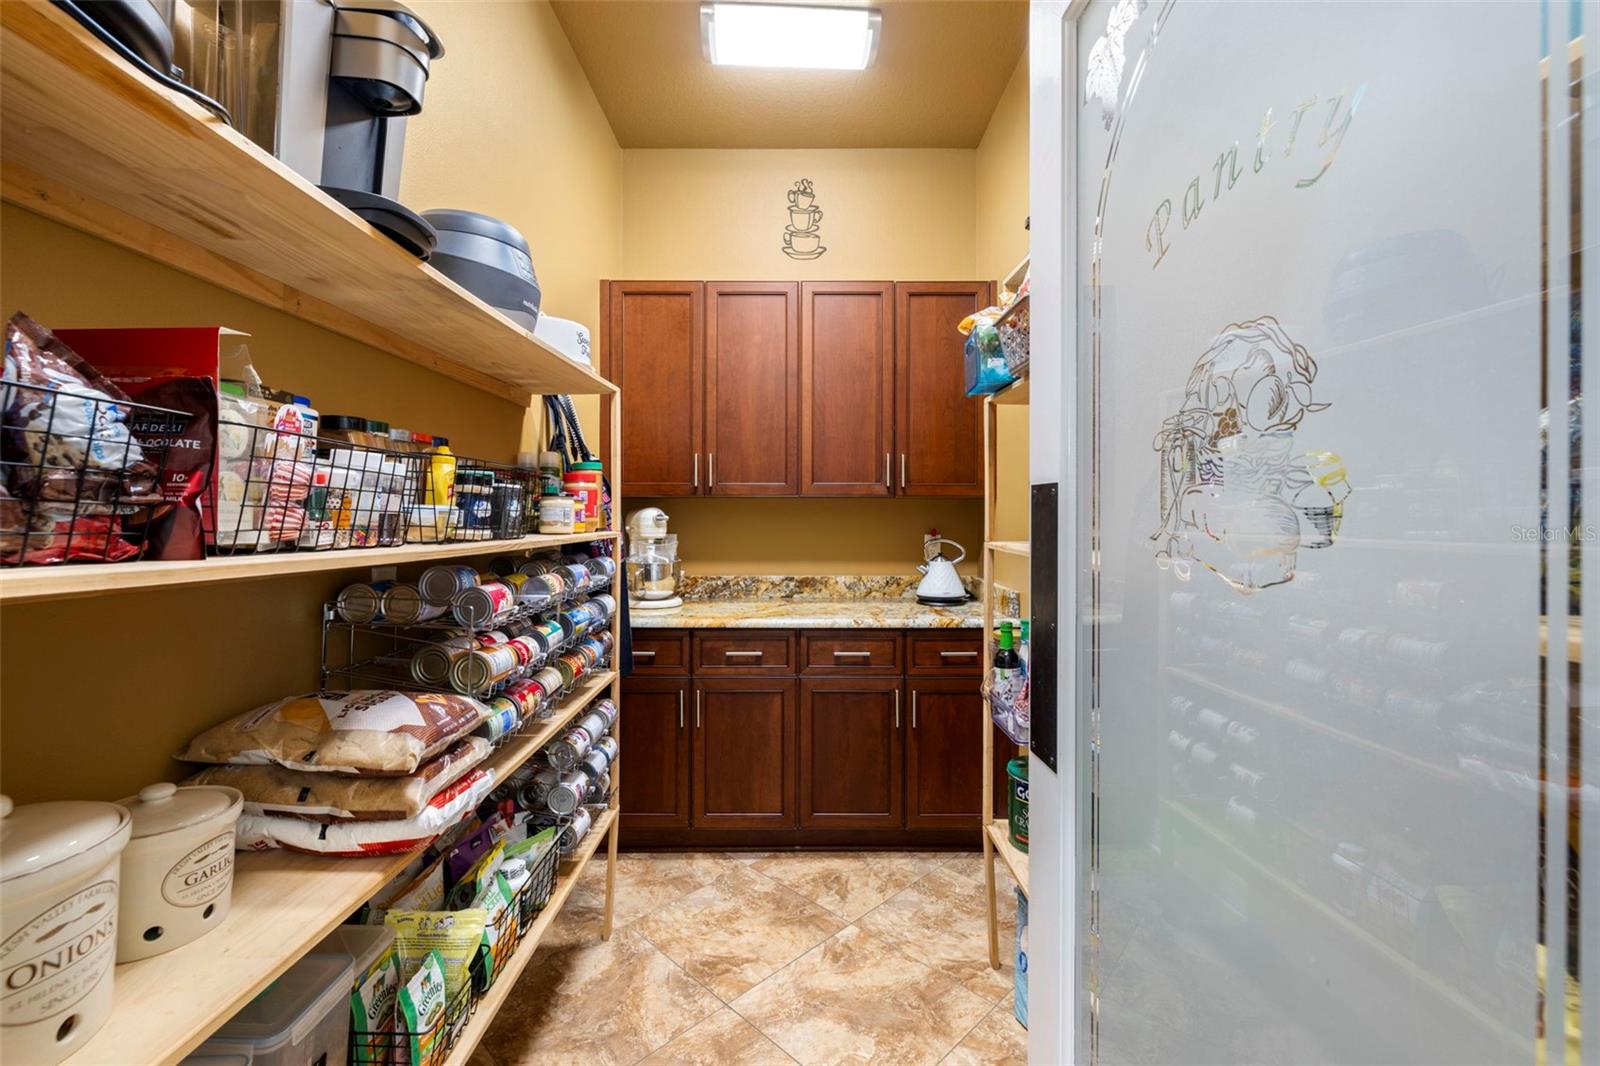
[603,386,623,940]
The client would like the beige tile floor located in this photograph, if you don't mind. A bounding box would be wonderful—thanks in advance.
[474,850,1028,1066]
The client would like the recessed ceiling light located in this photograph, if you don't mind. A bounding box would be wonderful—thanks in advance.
[700,3,881,70]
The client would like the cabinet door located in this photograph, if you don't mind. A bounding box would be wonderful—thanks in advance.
[706,282,798,495]
[602,281,703,497]
[692,677,797,829]
[799,282,895,496]
[905,676,984,829]
[620,676,690,829]
[893,282,991,497]
[799,677,903,828]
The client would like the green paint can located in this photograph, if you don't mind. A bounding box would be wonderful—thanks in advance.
[1007,757,1029,852]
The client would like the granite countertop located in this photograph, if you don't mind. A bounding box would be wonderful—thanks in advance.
[628,575,983,630]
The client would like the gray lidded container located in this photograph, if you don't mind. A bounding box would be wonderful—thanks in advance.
[421,209,541,330]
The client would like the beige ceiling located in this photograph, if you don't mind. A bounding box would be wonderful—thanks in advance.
[549,0,1028,149]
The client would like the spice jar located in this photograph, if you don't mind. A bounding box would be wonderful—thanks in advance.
[114,783,243,962]
[0,795,132,1065]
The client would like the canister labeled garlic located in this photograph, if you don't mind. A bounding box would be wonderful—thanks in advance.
[114,783,243,963]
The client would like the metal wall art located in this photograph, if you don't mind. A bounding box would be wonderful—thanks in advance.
[781,179,827,260]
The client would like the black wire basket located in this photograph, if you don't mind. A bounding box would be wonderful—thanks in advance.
[0,378,192,567]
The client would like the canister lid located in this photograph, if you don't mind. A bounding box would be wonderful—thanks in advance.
[322,415,365,432]
[117,783,243,839]
[0,794,132,882]
[571,461,603,472]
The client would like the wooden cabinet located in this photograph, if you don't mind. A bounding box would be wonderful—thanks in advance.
[799,281,895,496]
[894,282,991,497]
[905,676,986,829]
[620,675,691,829]
[799,677,904,828]
[706,282,799,495]
[692,676,798,829]
[602,281,703,497]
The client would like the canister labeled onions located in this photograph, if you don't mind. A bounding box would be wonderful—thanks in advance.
[114,783,243,962]
[0,795,132,1065]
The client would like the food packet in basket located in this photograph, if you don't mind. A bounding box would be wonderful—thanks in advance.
[178,690,490,775]
[347,941,401,1061]
[386,909,488,1005]
[396,949,449,1066]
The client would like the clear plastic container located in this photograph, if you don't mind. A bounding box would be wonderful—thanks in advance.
[184,953,353,1066]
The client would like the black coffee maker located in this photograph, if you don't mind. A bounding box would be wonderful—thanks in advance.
[318,0,445,258]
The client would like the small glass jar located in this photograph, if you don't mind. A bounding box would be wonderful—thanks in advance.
[539,493,576,534]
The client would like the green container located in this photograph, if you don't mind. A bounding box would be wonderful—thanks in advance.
[1007,757,1029,852]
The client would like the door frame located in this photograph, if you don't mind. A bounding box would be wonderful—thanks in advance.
[798,675,905,829]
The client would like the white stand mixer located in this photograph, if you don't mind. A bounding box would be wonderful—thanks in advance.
[626,507,684,610]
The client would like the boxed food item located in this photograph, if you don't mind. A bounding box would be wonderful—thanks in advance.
[178,690,490,776]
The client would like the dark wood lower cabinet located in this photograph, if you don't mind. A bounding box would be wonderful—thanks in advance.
[799,677,903,828]
[619,675,691,829]
[692,676,798,829]
[905,677,985,830]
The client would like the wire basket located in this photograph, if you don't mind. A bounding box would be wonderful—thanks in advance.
[0,378,193,567]
[997,295,1030,375]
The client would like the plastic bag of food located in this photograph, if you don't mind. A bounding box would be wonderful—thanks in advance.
[396,949,449,1066]
[234,768,493,855]
[188,736,492,820]
[961,310,1016,396]
[179,690,490,775]
[386,909,487,1004]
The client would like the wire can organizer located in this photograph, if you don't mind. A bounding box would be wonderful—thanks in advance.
[347,835,563,1066]
[0,378,193,567]
[996,294,1030,375]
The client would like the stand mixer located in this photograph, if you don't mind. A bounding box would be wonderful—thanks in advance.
[626,507,684,609]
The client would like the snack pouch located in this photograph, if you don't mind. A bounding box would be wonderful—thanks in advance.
[397,950,448,1066]
[473,873,516,989]
[446,840,505,911]
[386,909,488,1004]
[352,944,402,1059]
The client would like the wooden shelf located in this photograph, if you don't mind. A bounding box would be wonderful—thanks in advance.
[989,376,1030,406]
[987,539,1030,558]
[445,806,616,1065]
[986,819,1029,897]
[0,530,618,605]
[65,670,616,1066]
[0,2,614,403]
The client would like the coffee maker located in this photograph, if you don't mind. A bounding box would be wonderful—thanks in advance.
[626,507,684,610]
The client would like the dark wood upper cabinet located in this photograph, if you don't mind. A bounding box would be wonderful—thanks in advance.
[692,677,798,829]
[602,281,703,497]
[894,282,991,497]
[798,677,904,829]
[619,675,691,830]
[905,676,985,830]
[705,282,799,495]
[799,282,895,496]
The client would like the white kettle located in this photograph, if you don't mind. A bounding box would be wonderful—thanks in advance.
[915,531,969,605]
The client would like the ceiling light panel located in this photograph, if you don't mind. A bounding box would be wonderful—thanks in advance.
[701,3,882,70]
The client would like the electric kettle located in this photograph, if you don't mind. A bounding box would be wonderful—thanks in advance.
[915,531,969,605]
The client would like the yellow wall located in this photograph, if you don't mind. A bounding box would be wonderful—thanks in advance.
[976,55,1031,600]
[619,147,985,574]
[0,0,622,803]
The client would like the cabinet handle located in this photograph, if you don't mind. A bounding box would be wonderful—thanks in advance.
[832,650,871,658]
[693,453,700,490]
[938,650,978,659]
[678,690,685,729]
[894,688,900,729]
[709,452,715,489]
[912,690,918,729]
[696,689,702,728]
[900,453,907,490]
[634,650,657,660]
[725,650,764,658]
[884,452,890,487]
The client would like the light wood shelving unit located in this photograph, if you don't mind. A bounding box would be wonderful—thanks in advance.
[979,266,1030,968]
[0,4,628,1060]
[66,670,617,1065]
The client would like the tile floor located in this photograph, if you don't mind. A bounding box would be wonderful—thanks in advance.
[474,850,1028,1065]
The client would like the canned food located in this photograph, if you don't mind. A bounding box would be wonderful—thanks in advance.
[517,558,560,577]
[590,699,619,730]
[382,584,448,625]
[576,711,609,741]
[559,806,593,853]
[586,771,612,803]
[335,580,393,623]
[507,635,542,667]
[487,556,524,576]
[504,678,546,716]
[453,581,516,629]
[546,728,591,770]
[533,666,565,699]
[476,699,521,741]
[411,635,476,685]
[592,734,619,766]
[554,656,578,689]
[419,564,481,605]
[559,564,590,596]
[579,748,610,781]
[585,556,617,582]
[589,593,617,622]
[531,619,565,658]
[451,643,519,694]
[546,771,587,815]
[520,767,562,811]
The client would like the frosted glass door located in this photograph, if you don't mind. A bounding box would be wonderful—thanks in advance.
[1072,2,1577,1062]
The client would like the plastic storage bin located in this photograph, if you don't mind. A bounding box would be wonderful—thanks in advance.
[185,953,353,1066]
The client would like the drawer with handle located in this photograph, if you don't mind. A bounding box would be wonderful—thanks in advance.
[631,631,690,674]
[907,631,983,674]
[800,631,902,673]
[694,631,795,673]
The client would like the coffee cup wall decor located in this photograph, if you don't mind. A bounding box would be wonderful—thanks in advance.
[781,178,828,260]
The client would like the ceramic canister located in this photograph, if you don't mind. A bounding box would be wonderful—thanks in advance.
[114,783,243,962]
[0,795,133,1065]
